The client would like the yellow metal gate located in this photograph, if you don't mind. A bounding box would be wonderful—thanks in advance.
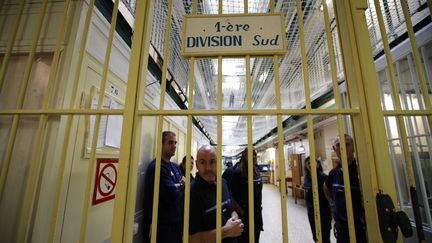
[0,0,431,243]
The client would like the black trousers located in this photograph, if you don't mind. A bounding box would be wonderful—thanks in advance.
[237,212,263,243]
[334,222,367,243]
[144,223,182,243]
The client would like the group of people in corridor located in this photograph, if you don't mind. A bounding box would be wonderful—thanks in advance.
[142,131,366,243]
[303,134,366,243]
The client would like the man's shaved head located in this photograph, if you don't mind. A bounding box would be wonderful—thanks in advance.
[196,145,217,183]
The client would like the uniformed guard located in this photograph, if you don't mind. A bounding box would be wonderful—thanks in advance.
[229,148,263,243]
[189,145,244,243]
[303,156,332,243]
[324,134,367,243]
[142,131,185,243]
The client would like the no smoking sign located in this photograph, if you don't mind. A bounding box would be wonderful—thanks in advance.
[92,158,118,205]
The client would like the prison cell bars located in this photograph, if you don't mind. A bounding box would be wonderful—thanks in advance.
[0,0,43,199]
[79,1,121,242]
[400,0,432,130]
[182,1,198,241]
[322,2,355,243]
[111,0,154,241]
[150,0,174,242]
[0,0,50,240]
[243,0,258,242]
[11,0,49,240]
[0,0,25,92]
[333,0,401,242]
[215,2,223,242]
[43,2,74,242]
[296,0,327,242]
[46,1,98,242]
[0,0,418,243]
[17,0,72,242]
[273,54,290,243]
[373,0,429,240]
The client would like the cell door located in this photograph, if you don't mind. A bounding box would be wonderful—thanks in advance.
[0,1,431,243]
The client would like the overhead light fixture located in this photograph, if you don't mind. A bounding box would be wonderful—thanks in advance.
[298,139,305,152]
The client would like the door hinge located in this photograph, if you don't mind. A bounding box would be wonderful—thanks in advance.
[377,193,413,243]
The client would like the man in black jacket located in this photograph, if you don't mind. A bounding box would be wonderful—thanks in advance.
[142,131,185,243]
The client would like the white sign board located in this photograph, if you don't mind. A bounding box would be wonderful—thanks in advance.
[182,13,286,57]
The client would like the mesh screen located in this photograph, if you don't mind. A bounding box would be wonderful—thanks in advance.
[140,0,429,155]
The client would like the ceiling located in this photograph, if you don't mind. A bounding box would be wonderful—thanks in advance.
[146,0,428,156]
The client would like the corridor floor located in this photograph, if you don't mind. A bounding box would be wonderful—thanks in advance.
[260,184,336,243]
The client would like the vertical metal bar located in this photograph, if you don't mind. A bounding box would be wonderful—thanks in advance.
[182,56,195,243]
[216,55,222,243]
[245,55,255,243]
[47,0,96,241]
[0,0,47,199]
[374,0,429,238]
[273,55,288,243]
[269,0,274,12]
[0,0,25,91]
[400,0,432,130]
[182,4,197,243]
[79,1,120,242]
[111,0,154,241]
[216,4,222,243]
[420,47,432,91]
[296,1,322,242]
[193,0,198,14]
[150,0,173,242]
[323,1,342,109]
[219,0,222,14]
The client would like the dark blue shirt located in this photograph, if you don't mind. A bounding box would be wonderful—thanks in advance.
[325,161,365,225]
[229,168,263,230]
[142,159,184,237]
[304,171,330,214]
[189,174,235,243]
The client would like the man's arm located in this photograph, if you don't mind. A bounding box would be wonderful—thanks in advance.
[189,216,244,243]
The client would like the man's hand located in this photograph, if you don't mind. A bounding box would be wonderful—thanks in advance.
[223,216,244,238]
[175,176,187,189]
[180,176,186,185]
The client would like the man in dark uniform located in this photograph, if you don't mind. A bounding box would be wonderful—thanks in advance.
[324,134,367,243]
[303,157,332,243]
[142,131,185,243]
[222,160,239,183]
[229,148,263,243]
[189,145,244,243]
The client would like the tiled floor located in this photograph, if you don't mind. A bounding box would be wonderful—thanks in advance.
[260,184,336,243]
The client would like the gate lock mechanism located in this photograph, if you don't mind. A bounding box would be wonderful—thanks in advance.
[377,193,413,243]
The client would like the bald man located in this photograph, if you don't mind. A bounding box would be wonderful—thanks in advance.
[189,145,244,243]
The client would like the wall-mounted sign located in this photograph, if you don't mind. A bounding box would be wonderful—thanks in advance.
[92,158,118,205]
[182,13,286,57]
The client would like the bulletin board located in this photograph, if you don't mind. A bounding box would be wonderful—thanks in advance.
[84,85,125,157]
